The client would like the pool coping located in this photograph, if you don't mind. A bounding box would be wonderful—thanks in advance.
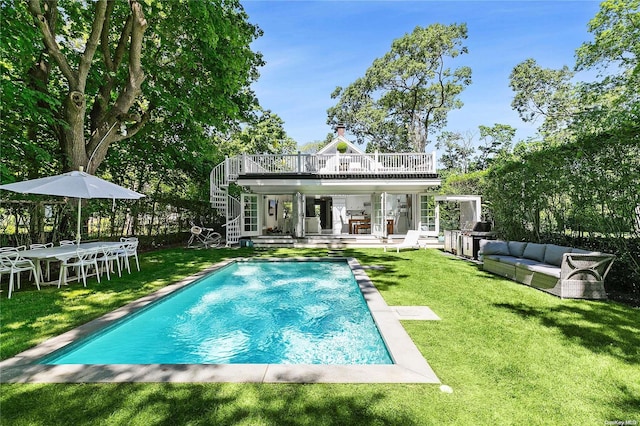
[0,257,440,384]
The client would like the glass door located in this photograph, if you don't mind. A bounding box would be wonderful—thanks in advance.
[418,193,437,236]
[371,192,386,237]
[241,193,259,236]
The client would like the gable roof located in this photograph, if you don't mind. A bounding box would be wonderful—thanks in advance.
[317,135,365,155]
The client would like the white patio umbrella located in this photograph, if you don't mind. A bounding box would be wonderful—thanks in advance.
[0,167,145,243]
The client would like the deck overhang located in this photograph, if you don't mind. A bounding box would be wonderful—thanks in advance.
[236,173,441,195]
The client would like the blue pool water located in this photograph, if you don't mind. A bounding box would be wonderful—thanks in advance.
[44,260,392,365]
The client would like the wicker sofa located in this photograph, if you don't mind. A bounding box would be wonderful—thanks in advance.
[479,240,615,299]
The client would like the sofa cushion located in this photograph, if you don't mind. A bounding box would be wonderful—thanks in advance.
[508,241,528,258]
[515,258,545,267]
[517,263,561,279]
[544,244,573,266]
[522,243,547,262]
[482,240,510,256]
[571,248,594,255]
[485,255,520,265]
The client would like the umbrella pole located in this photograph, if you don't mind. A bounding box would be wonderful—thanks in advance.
[77,198,82,244]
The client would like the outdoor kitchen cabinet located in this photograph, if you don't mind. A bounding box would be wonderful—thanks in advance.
[462,235,475,258]
[444,230,462,255]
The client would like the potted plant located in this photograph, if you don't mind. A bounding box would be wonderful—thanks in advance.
[336,141,348,154]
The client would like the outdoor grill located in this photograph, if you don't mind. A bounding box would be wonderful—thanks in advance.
[459,222,496,259]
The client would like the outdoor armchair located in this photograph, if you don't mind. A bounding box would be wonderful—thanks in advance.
[96,245,122,280]
[29,242,55,281]
[119,237,140,273]
[1,250,40,298]
[58,248,101,288]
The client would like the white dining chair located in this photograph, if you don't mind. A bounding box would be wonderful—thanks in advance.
[29,242,54,281]
[58,248,101,288]
[0,247,19,287]
[96,245,122,280]
[1,251,40,298]
[59,240,75,246]
[119,237,140,273]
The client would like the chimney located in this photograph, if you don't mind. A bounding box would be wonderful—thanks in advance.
[336,124,345,137]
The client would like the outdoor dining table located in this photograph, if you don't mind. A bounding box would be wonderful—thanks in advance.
[18,241,123,285]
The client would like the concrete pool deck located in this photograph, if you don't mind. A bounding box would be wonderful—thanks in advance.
[0,257,440,384]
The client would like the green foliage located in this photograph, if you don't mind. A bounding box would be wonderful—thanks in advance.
[2,0,265,241]
[575,0,639,82]
[0,2,63,181]
[440,170,487,196]
[143,0,263,135]
[490,0,640,296]
[435,131,473,173]
[509,58,577,140]
[484,126,640,294]
[217,110,297,155]
[298,139,328,154]
[474,123,515,170]
[573,0,639,137]
[336,141,348,153]
[328,23,471,152]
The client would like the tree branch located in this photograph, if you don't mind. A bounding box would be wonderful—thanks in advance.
[100,0,117,71]
[27,0,77,88]
[77,0,108,92]
[111,0,147,117]
[113,14,134,69]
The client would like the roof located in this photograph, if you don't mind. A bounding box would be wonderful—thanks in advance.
[316,136,365,155]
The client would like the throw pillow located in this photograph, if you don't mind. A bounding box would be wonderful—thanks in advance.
[482,240,510,256]
[543,244,573,266]
[522,243,547,262]
[508,241,528,258]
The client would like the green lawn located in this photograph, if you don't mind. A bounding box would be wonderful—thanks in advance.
[1,247,638,425]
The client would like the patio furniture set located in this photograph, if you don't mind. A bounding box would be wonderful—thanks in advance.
[479,239,615,299]
[0,238,140,298]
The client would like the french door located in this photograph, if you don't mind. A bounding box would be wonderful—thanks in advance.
[418,193,438,236]
[371,192,387,237]
[241,194,260,236]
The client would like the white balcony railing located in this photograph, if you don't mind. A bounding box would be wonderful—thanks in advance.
[227,152,436,176]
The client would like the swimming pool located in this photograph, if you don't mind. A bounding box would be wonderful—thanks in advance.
[43,260,393,365]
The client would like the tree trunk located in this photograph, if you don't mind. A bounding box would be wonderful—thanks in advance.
[64,91,88,171]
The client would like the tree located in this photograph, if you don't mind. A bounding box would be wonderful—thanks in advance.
[328,23,472,153]
[474,124,515,170]
[509,58,577,141]
[574,0,639,132]
[218,110,297,155]
[435,131,475,173]
[19,0,262,175]
[24,0,147,174]
[298,141,326,154]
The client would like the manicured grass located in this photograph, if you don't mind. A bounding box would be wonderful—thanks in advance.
[1,248,639,425]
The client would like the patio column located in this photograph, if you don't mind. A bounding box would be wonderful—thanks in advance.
[332,196,346,235]
[294,192,305,237]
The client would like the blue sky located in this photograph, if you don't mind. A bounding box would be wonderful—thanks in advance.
[242,0,602,149]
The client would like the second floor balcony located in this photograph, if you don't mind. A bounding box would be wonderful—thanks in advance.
[225,151,437,181]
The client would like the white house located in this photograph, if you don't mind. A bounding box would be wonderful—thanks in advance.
[210,126,454,245]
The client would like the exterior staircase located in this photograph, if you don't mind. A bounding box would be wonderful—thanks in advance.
[210,159,241,246]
